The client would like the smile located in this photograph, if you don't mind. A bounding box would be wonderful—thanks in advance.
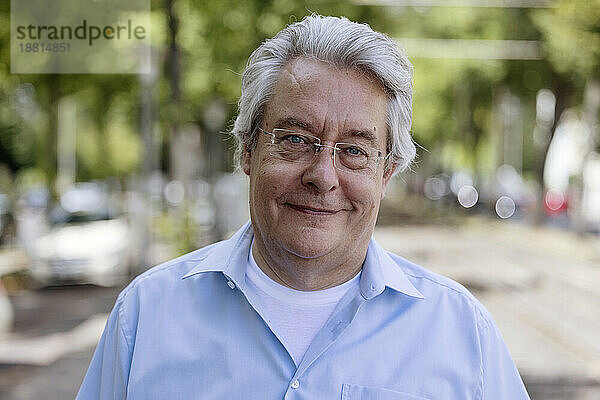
[286,203,340,215]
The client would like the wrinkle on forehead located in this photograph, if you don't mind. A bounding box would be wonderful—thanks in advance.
[276,58,386,109]
[294,57,383,94]
[278,63,302,92]
[284,56,382,84]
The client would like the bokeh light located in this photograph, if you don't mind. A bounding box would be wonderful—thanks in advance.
[457,185,478,208]
[495,196,516,219]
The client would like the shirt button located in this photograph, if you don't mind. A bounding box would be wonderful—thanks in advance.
[290,380,300,389]
[227,280,235,289]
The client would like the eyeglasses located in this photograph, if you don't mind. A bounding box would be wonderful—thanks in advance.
[258,127,388,176]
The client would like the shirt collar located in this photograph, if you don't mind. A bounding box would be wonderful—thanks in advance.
[182,221,424,300]
[181,220,253,289]
[360,237,425,300]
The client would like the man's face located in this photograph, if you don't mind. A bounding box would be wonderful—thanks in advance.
[243,57,394,273]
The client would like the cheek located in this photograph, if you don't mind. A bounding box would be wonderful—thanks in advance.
[348,180,383,209]
[253,160,298,201]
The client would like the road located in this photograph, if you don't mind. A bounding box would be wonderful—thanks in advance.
[0,218,599,399]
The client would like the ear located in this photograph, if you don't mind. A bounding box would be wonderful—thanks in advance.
[380,162,397,200]
[242,147,252,176]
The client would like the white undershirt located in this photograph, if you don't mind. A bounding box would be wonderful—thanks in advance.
[245,242,361,365]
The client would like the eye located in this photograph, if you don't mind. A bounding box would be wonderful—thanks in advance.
[287,135,305,144]
[278,133,311,146]
[272,129,316,150]
[343,146,367,157]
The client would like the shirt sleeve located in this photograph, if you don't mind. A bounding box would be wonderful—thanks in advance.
[478,316,531,400]
[76,297,133,400]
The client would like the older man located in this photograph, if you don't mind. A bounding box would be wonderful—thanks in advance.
[78,15,530,399]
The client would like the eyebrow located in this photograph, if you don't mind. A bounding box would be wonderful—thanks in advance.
[273,116,379,146]
[274,117,315,131]
[343,129,378,146]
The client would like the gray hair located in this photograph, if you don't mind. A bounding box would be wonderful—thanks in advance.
[232,14,416,175]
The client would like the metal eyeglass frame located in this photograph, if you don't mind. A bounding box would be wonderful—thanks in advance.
[257,127,390,175]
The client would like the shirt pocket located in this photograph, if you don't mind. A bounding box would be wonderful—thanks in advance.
[341,383,432,400]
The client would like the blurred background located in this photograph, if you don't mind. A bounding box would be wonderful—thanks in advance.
[0,0,599,399]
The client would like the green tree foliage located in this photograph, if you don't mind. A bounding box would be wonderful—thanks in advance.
[0,0,597,199]
[532,0,600,83]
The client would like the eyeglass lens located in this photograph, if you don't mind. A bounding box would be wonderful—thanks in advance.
[266,130,381,175]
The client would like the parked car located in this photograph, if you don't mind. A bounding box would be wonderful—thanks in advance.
[27,183,133,287]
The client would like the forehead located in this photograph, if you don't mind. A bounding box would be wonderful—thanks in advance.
[264,57,388,146]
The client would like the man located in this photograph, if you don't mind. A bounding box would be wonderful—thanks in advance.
[78,15,531,399]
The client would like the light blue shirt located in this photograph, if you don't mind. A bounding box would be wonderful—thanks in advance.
[77,221,530,399]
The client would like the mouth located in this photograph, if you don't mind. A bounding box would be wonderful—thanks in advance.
[286,203,340,215]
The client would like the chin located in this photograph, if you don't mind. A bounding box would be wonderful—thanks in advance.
[278,227,339,259]
[284,245,334,259]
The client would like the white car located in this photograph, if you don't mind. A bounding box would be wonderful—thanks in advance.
[28,183,134,287]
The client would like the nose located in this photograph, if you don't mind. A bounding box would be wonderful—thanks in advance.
[301,147,339,193]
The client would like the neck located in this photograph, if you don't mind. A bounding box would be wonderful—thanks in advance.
[251,233,368,291]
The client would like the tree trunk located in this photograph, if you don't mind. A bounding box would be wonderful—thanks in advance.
[572,79,600,234]
[166,0,182,182]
